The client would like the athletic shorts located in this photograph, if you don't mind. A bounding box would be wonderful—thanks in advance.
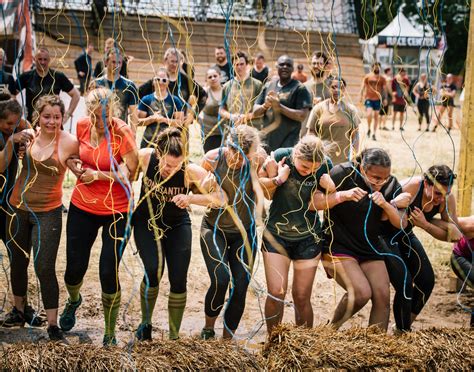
[379,105,390,116]
[262,231,322,260]
[393,103,406,112]
[442,98,455,107]
[364,99,381,111]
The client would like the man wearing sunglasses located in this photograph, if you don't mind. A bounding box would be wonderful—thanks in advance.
[253,55,311,152]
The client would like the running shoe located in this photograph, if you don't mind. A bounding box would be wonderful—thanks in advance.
[103,334,117,346]
[2,307,25,327]
[24,305,45,326]
[59,295,82,331]
[200,328,215,340]
[47,325,64,341]
[136,323,152,341]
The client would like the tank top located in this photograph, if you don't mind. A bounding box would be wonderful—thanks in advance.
[406,181,441,232]
[199,89,221,137]
[10,140,66,212]
[204,148,255,233]
[134,151,190,227]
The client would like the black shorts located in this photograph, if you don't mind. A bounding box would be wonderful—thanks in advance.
[393,103,406,112]
[442,98,455,107]
[262,231,322,260]
[379,105,390,116]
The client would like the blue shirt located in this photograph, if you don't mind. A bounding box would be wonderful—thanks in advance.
[94,76,138,122]
[138,92,185,146]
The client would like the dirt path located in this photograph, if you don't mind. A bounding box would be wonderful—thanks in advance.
[0,110,472,346]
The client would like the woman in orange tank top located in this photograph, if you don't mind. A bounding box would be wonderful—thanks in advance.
[6,95,79,341]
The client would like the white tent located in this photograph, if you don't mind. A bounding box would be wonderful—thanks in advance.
[359,11,441,79]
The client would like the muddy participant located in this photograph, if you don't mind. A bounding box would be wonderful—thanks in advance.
[7,96,79,340]
[14,47,80,124]
[132,127,225,341]
[0,95,42,329]
[199,68,224,152]
[137,68,185,148]
[384,165,460,332]
[306,76,360,164]
[259,135,334,335]
[200,125,266,339]
[313,148,406,331]
[360,62,386,141]
[254,55,311,152]
[59,88,138,346]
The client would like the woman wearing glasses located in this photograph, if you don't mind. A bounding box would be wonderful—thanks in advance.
[312,148,406,332]
[198,68,223,152]
[137,68,186,148]
[383,165,460,332]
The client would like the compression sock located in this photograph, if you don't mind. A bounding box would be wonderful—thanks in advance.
[65,281,83,303]
[168,291,186,340]
[140,281,159,325]
[102,291,121,337]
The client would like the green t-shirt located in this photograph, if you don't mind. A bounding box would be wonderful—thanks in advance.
[266,148,333,241]
[222,76,263,129]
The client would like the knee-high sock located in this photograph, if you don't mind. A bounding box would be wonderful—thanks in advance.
[140,281,159,325]
[65,281,83,303]
[168,291,186,340]
[102,291,121,337]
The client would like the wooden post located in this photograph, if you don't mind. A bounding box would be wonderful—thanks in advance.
[457,1,474,217]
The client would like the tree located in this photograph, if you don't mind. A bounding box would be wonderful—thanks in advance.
[353,0,470,75]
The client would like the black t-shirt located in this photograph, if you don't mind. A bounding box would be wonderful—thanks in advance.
[212,62,233,85]
[139,72,207,112]
[94,75,138,122]
[251,66,269,83]
[0,70,16,95]
[257,78,311,152]
[74,52,93,79]
[16,69,74,121]
[323,162,402,260]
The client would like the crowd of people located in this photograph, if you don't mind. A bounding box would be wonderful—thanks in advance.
[0,41,471,345]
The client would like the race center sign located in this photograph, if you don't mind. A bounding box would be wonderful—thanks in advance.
[378,36,438,48]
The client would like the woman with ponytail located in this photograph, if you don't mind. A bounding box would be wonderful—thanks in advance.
[383,165,460,332]
[313,148,406,332]
[200,124,266,339]
[133,127,226,341]
[259,135,335,335]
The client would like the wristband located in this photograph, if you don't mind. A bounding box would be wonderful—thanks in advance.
[93,171,99,181]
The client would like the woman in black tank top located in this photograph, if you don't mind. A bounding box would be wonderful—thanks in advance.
[132,128,225,341]
[200,125,266,340]
[383,165,460,332]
